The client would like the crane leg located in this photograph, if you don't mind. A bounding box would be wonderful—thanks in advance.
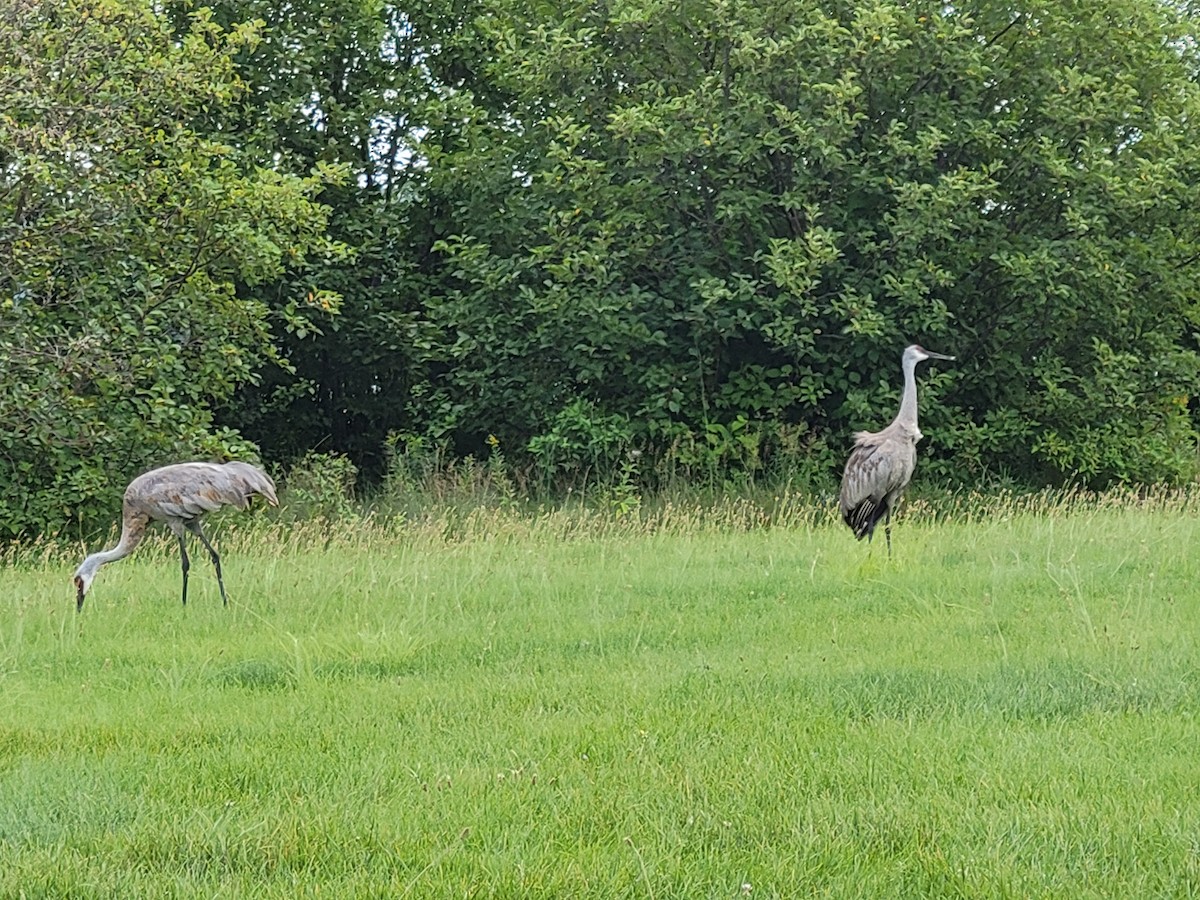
[189,521,228,606]
[177,533,190,606]
[884,509,892,558]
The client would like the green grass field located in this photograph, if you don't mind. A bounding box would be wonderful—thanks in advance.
[2,494,1200,897]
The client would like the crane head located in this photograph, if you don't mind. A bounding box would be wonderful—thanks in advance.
[905,344,955,364]
[73,569,94,611]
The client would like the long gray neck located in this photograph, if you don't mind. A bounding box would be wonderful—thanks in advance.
[896,354,920,429]
[75,521,144,579]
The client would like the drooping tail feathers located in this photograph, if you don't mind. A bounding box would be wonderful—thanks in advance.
[224,461,278,507]
[842,497,888,542]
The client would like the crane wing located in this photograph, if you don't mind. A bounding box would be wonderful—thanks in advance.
[125,461,276,522]
[839,432,916,539]
[221,461,279,507]
[155,476,230,520]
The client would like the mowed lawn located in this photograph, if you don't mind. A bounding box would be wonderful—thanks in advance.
[2,498,1199,897]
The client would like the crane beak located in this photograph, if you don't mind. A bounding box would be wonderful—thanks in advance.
[925,351,955,361]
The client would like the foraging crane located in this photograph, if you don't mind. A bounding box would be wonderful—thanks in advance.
[73,461,278,611]
[839,344,954,555]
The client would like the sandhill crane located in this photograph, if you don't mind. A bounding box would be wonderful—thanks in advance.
[839,344,954,555]
[73,461,278,611]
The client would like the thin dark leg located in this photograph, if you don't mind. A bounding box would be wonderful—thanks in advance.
[178,533,190,605]
[189,521,227,606]
[884,508,892,558]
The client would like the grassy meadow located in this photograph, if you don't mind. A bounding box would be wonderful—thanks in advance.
[2,491,1200,897]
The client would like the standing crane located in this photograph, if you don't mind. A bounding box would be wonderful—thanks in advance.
[839,344,954,555]
[73,461,278,611]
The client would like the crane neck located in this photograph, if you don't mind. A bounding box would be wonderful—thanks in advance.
[75,517,145,578]
[897,354,920,429]
[79,545,129,576]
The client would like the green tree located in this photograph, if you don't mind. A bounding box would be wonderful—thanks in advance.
[197,0,446,478]
[186,0,1200,489]
[409,0,1200,486]
[0,0,340,536]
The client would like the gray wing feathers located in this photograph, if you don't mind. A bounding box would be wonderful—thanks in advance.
[160,491,226,519]
[222,461,279,507]
[126,461,277,522]
[839,433,914,515]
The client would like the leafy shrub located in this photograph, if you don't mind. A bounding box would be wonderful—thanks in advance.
[527,399,634,489]
[281,453,359,521]
[378,432,518,515]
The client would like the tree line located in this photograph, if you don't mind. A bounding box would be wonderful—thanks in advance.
[3,0,1200,537]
